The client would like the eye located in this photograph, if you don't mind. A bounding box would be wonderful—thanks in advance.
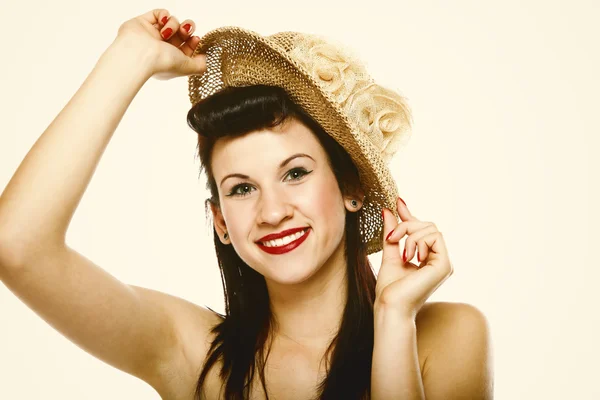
[284,167,312,181]
[225,167,313,198]
[227,183,255,197]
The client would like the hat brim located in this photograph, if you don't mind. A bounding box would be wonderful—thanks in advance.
[188,26,400,255]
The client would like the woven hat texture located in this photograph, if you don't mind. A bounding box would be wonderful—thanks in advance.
[188,26,413,254]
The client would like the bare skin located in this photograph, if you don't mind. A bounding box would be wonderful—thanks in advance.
[155,302,446,400]
[0,8,492,400]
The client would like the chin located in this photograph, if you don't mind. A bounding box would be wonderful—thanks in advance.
[262,263,321,286]
[242,250,318,284]
[238,233,340,286]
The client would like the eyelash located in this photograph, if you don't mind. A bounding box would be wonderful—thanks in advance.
[226,167,313,198]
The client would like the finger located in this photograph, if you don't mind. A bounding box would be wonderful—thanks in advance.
[159,15,183,44]
[171,19,197,48]
[178,20,195,39]
[179,47,208,75]
[180,35,203,58]
[403,225,437,263]
[386,220,430,243]
[381,208,402,262]
[416,238,432,266]
[141,8,170,25]
[397,196,419,222]
[419,232,450,271]
[161,17,196,50]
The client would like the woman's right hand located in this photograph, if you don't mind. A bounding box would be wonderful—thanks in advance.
[114,8,206,81]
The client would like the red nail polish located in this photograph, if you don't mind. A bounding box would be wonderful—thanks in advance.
[182,23,191,32]
[398,197,406,206]
[385,230,394,241]
[403,248,407,262]
[161,16,168,24]
[417,253,420,262]
[162,28,173,39]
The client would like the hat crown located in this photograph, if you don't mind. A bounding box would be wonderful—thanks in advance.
[266,31,413,163]
[265,31,303,51]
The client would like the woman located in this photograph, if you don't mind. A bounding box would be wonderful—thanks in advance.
[0,8,493,400]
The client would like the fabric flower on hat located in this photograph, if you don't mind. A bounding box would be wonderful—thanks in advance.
[289,36,371,104]
[342,82,413,162]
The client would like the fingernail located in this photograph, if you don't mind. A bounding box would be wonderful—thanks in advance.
[381,208,386,219]
[162,28,173,39]
[398,197,406,206]
[403,248,407,262]
[385,229,394,241]
[161,16,168,24]
[182,23,191,33]
[417,252,421,262]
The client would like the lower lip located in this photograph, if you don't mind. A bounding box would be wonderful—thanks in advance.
[257,229,311,255]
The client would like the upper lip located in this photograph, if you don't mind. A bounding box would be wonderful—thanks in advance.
[256,227,309,243]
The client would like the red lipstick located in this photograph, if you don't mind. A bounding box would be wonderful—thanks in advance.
[257,227,308,242]
[256,228,311,255]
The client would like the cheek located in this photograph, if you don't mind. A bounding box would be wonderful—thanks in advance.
[222,208,252,243]
[298,176,345,221]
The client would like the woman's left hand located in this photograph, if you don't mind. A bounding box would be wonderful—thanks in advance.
[374,197,454,320]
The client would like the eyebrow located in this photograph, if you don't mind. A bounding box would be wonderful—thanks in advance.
[219,153,315,187]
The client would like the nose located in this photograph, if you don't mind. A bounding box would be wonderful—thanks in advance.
[256,186,294,227]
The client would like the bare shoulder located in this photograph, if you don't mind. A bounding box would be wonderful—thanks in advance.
[416,301,488,332]
[130,285,224,397]
[415,302,490,369]
[415,301,493,398]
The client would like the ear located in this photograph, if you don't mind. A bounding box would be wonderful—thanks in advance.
[343,188,365,213]
[209,200,230,244]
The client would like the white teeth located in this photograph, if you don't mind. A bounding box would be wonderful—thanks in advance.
[281,235,294,245]
[262,229,307,247]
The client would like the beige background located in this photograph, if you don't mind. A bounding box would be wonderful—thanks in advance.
[1,0,598,399]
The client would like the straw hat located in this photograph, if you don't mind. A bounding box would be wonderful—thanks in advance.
[187,26,413,255]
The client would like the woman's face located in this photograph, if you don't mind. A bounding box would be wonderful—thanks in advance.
[211,118,353,285]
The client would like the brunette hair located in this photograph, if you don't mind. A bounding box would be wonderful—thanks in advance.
[186,84,376,399]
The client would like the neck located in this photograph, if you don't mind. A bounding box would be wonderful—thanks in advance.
[265,242,348,348]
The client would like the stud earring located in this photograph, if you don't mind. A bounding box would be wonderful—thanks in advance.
[224,232,229,240]
[351,199,358,208]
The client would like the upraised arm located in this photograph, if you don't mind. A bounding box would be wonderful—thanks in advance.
[0,8,210,395]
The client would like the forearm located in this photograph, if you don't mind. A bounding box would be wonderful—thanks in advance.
[0,39,154,258]
[371,306,426,400]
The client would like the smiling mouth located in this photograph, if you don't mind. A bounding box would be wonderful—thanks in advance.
[259,228,309,247]
[256,228,311,255]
